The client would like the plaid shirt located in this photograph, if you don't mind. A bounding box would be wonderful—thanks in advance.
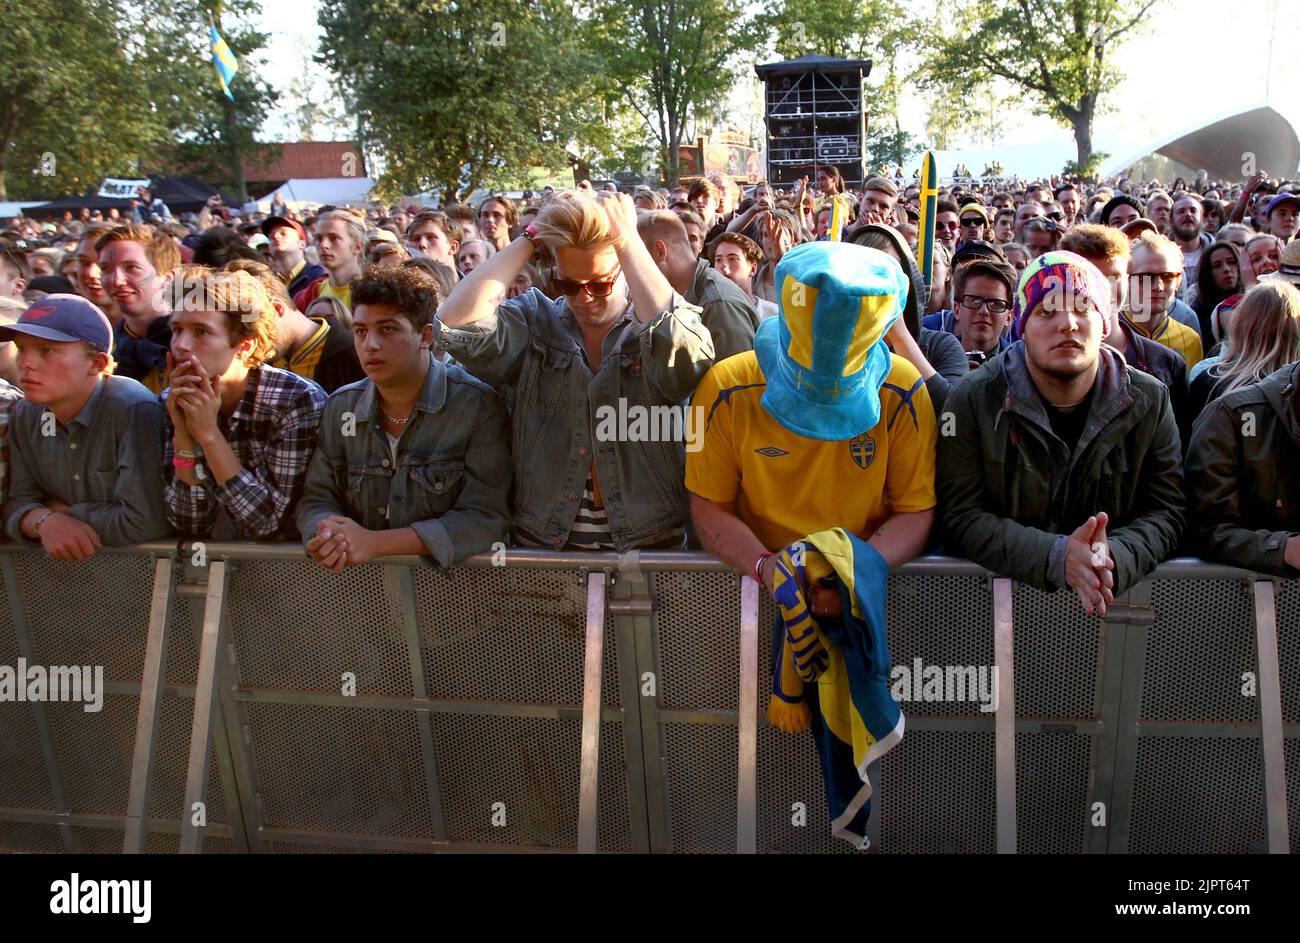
[0,379,24,509]
[164,365,325,540]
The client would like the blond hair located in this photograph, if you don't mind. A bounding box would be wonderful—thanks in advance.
[169,269,278,368]
[1210,280,1300,396]
[314,209,366,249]
[530,190,615,253]
[1130,230,1182,268]
[96,223,181,275]
[220,258,295,311]
[1060,224,1131,264]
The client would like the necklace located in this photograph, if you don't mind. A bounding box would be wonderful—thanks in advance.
[1045,395,1087,409]
[384,413,410,425]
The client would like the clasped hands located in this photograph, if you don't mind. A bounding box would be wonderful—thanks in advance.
[306,515,377,573]
[1065,511,1116,616]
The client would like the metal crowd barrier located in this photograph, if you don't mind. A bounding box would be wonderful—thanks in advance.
[0,542,1294,854]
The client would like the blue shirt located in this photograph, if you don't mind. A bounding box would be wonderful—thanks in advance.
[921,308,1010,354]
[4,375,171,546]
[296,357,512,566]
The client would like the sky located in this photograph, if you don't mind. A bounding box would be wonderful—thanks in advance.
[253,0,1300,175]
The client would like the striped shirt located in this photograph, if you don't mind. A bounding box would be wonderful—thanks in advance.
[516,469,685,551]
[567,473,616,549]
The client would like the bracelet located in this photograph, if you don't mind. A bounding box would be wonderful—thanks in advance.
[172,456,197,469]
[176,448,200,461]
[753,550,774,584]
[30,508,54,535]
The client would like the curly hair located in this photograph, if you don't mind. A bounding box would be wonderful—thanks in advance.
[351,263,441,330]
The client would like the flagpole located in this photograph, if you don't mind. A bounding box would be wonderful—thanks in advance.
[210,11,248,204]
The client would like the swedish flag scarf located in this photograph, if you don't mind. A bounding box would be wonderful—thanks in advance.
[768,528,903,849]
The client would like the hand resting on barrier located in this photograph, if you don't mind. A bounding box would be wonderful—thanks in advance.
[21,505,102,562]
[1064,512,1115,616]
[306,515,376,573]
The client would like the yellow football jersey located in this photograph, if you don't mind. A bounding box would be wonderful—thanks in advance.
[686,350,937,550]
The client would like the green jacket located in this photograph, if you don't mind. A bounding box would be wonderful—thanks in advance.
[1185,361,1300,576]
[936,342,1185,595]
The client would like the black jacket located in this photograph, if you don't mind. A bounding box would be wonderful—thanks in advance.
[1116,320,1192,448]
[1185,361,1300,575]
[312,320,365,394]
[937,342,1186,595]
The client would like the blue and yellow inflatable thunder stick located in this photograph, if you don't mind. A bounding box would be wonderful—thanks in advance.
[915,151,938,289]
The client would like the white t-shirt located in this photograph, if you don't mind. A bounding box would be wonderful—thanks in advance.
[1181,245,1203,292]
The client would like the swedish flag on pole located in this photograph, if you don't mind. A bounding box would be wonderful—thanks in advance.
[210,23,239,101]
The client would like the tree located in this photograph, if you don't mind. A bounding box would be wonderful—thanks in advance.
[133,0,278,201]
[282,49,350,143]
[923,0,1160,167]
[0,0,276,203]
[0,0,161,200]
[594,0,767,185]
[318,0,606,203]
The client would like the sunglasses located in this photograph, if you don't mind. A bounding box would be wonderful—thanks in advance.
[0,240,26,277]
[960,217,985,227]
[1047,212,1065,221]
[552,269,622,298]
[1025,219,1060,232]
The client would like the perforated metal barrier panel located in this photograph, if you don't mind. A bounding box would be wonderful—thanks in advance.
[0,546,1294,854]
[0,549,236,853]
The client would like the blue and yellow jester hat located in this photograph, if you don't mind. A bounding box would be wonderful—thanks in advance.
[754,241,908,440]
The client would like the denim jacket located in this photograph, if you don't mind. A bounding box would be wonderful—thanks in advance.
[437,288,714,550]
[296,357,512,566]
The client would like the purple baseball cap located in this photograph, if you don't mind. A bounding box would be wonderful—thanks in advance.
[1266,193,1300,217]
[0,294,114,354]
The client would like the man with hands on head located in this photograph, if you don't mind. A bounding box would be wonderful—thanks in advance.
[437,189,713,551]
[937,251,1185,615]
[163,268,325,540]
[297,264,511,571]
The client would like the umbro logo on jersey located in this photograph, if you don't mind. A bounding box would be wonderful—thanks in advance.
[755,447,790,457]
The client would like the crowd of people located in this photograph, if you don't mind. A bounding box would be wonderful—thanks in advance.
[0,162,1297,618]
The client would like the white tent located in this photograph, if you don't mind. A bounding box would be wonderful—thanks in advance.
[0,201,46,218]
[250,177,377,211]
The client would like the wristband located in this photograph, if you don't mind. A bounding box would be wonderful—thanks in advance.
[518,224,541,255]
[753,550,774,584]
[172,456,197,469]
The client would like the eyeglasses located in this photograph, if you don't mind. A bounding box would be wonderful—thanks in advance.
[958,294,1010,314]
[552,269,622,298]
